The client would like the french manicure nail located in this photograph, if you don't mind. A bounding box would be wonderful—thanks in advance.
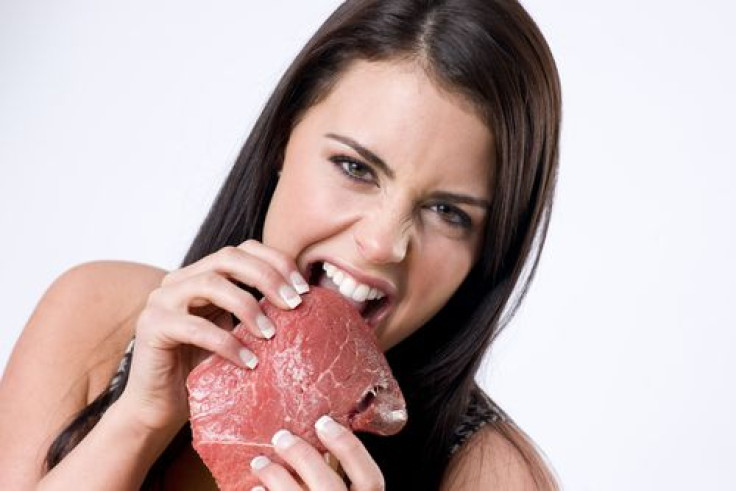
[256,314,275,339]
[239,348,258,369]
[271,429,298,449]
[315,415,344,438]
[279,284,302,309]
[250,455,270,470]
[290,271,310,294]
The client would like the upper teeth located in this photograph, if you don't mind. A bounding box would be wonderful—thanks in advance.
[323,262,386,303]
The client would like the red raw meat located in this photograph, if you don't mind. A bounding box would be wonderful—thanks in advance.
[186,286,407,490]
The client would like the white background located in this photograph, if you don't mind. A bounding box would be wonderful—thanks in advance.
[1,1,734,489]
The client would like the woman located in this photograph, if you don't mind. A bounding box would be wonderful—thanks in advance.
[0,0,561,489]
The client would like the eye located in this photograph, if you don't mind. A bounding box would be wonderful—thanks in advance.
[329,155,377,185]
[427,203,472,229]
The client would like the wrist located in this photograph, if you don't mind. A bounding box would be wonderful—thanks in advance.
[104,396,184,463]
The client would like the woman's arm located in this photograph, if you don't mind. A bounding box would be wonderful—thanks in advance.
[37,396,178,490]
[0,261,166,490]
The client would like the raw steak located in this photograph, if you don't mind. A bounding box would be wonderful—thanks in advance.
[186,286,407,490]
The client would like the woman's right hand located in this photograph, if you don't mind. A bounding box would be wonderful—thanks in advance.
[115,240,310,436]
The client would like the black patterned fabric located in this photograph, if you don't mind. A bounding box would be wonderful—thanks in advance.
[448,389,504,456]
[110,337,135,392]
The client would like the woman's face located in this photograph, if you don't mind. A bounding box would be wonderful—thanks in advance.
[263,60,493,351]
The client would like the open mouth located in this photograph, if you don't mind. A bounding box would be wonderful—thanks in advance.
[306,261,392,327]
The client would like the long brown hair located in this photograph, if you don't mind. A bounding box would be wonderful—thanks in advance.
[47,0,561,488]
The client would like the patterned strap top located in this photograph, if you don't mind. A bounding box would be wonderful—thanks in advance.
[110,337,136,392]
[448,388,504,456]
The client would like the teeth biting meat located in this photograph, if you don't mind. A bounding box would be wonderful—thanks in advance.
[312,262,390,324]
[186,286,407,491]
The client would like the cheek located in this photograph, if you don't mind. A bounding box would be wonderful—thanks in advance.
[405,244,474,323]
[384,248,472,350]
[263,162,349,249]
[263,176,306,249]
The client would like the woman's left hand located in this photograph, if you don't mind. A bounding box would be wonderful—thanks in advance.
[249,415,385,490]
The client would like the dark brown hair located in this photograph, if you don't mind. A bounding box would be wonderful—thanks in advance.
[47,0,561,488]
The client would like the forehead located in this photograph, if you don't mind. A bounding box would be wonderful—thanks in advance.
[295,60,495,194]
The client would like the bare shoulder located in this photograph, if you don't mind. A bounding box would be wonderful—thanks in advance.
[440,421,558,491]
[0,260,167,488]
[13,260,167,384]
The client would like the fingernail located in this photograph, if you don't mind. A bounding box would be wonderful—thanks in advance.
[239,348,258,369]
[290,271,310,294]
[251,487,266,491]
[315,415,345,438]
[256,314,275,339]
[279,284,302,309]
[271,429,298,450]
[250,455,270,470]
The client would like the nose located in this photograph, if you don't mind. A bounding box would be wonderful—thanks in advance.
[352,209,411,264]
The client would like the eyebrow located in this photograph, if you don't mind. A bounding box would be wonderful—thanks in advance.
[324,132,490,210]
[429,191,491,209]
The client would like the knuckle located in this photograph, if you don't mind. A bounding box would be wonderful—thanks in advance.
[218,245,241,262]
[237,290,258,309]
[184,318,202,342]
[145,287,165,307]
[199,272,223,292]
[195,318,229,348]
[160,270,178,287]
[229,286,257,316]
[184,321,210,349]
[252,263,280,289]
[135,308,174,343]
[241,239,259,249]
[211,331,229,349]
[274,254,296,275]
[239,239,295,274]
[184,317,213,345]
[267,266,286,288]
[239,297,260,320]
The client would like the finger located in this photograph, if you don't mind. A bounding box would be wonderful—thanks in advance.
[250,454,303,491]
[137,306,258,370]
[237,239,310,294]
[149,273,276,340]
[164,246,303,311]
[268,429,346,490]
[315,415,385,490]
